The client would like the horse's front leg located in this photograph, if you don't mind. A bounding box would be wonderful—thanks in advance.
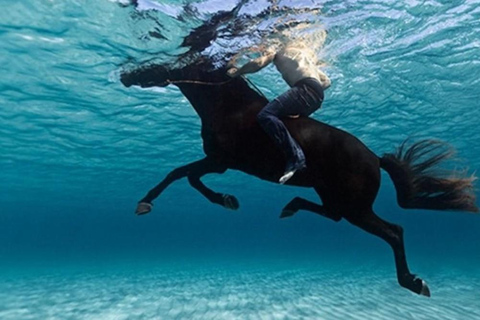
[187,173,239,211]
[135,158,238,215]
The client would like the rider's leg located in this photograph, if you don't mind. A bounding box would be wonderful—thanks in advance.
[257,86,316,183]
[258,89,304,157]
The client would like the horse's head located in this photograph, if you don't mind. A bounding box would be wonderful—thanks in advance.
[120,64,172,88]
[120,60,229,89]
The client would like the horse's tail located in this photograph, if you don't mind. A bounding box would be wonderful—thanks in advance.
[379,139,479,213]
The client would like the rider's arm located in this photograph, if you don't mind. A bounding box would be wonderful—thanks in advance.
[318,69,331,90]
[227,52,276,77]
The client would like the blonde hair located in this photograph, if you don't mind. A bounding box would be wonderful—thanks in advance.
[277,22,327,49]
[230,16,328,67]
[265,22,328,66]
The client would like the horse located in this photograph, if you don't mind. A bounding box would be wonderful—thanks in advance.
[120,60,478,297]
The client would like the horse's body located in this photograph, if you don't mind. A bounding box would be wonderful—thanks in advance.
[121,61,478,296]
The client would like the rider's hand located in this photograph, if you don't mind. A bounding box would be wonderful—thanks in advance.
[227,67,238,77]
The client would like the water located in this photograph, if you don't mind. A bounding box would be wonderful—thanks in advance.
[1,0,479,318]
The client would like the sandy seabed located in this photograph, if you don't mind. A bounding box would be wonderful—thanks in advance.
[0,261,478,320]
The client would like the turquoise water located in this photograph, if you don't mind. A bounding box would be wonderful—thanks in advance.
[1,0,480,318]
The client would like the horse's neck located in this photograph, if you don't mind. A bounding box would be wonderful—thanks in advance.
[177,78,268,131]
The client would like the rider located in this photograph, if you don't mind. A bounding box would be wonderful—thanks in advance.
[227,39,331,184]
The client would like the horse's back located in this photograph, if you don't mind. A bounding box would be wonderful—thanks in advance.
[285,117,378,170]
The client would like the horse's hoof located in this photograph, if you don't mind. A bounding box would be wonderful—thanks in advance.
[419,280,431,297]
[280,209,296,219]
[135,202,153,215]
[408,275,431,297]
[222,194,239,210]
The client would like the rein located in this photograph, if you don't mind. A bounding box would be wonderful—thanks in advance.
[162,76,268,100]
[162,79,233,86]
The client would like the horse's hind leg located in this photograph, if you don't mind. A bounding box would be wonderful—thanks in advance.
[346,210,431,297]
[280,197,341,222]
[136,157,236,214]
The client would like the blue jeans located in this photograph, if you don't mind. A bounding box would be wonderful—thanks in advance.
[257,81,323,171]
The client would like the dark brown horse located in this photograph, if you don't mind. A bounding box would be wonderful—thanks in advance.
[121,60,478,297]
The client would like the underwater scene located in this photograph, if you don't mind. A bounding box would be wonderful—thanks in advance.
[1,0,480,319]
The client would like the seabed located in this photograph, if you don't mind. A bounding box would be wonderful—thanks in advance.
[1,259,478,320]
